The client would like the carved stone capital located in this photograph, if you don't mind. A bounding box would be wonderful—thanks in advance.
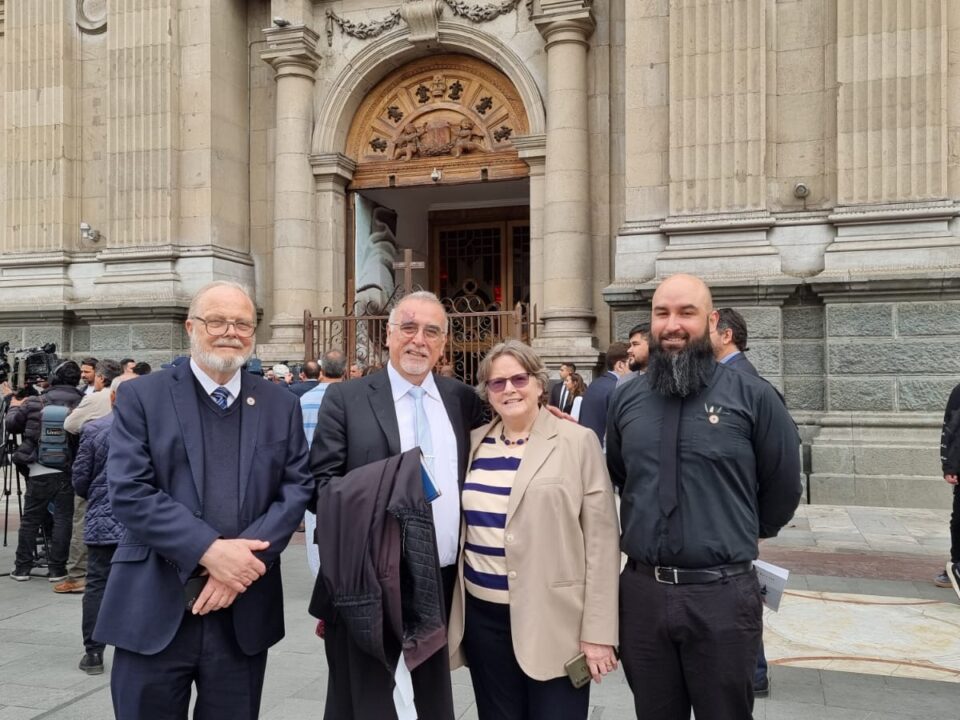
[309,153,357,188]
[261,25,322,77]
[534,11,595,49]
[401,0,444,47]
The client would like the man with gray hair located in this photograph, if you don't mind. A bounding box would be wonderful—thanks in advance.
[309,290,485,720]
[95,280,313,719]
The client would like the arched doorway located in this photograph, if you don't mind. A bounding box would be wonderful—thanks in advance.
[321,54,535,382]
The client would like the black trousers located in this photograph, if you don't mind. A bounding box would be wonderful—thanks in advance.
[462,594,590,720]
[81,544,115,653]
[619,564,762,720]
[321,564,458,720]
[951,484,960,563]
[14,471,74,575]
[111,608,267,720]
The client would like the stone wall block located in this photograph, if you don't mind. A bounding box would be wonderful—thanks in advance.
[897,302,960,336]
[747,343,781,376]
[810,445,855,474]
[829,378,895,411]
[783,307,824,339]
[898,378,959,412]
[615,311,648,340]
[0,328,24,348]
[131,324,175,351]
[828,340,960,374]
[24,327,64,350]
[735,307,780,339]
[784,376,825,411]
[71,327,91,353]
[783,342,824,375]
[827,304,893,337]
[854,446,940,478]
[90,325,132,353]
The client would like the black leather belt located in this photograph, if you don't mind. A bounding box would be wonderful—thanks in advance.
[626,559,753,585]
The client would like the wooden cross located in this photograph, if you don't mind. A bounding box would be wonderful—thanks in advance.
[392,248,425,294]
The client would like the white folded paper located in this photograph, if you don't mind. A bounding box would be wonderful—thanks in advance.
[753,559,789,612]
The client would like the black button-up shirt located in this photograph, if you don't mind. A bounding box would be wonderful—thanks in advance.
[606,362,802,569]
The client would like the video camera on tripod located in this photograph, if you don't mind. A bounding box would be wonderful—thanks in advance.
[0,342,60,394]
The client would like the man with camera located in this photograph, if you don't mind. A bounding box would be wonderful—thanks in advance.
[7,361,85,581]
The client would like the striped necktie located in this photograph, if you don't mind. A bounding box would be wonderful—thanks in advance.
[211,386,230,410]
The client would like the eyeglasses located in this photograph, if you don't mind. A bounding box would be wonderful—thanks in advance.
[486,373,531,394]
[190,316,257,338]
[390,322,446,341]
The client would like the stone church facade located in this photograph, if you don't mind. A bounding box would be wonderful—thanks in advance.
[2,0,958,508]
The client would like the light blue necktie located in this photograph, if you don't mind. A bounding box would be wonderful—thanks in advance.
[409,386,434,472]
[211,386,230,410]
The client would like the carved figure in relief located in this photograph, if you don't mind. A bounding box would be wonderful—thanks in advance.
[452,119,486,157]
[432,74,447,97]
[393,123,426,161]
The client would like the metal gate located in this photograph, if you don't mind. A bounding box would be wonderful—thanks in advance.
[303,296,538,387]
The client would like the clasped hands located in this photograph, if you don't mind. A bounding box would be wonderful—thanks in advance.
[191,538,270,615]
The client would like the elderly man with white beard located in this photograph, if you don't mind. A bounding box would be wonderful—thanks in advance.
[95,281,314,720]
[606,274,802,720]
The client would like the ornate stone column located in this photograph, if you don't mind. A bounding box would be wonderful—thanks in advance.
[260,25,321,356]
[513,135,547,321]
[310,153,356,315]
[533,6,596,363]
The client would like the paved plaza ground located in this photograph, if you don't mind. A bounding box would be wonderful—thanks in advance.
[1,504,958,719]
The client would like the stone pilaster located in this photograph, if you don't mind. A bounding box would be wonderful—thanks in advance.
[310,152,355,319]
[106,0,179,250]
[533,6,597,366]
[513,135,547,322]
[837,0,947,205]
[824,1,959,274]
[260,25,321,357]
[669,0,767,215]
[653,0,781,279]
[0,0,79,302]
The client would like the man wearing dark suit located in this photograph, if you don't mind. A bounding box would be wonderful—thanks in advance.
[578,342,630,445]
[310,290,485,720]
[96,281,314,720]
[713,308,760,377]
[288,360,322,397]
[548,361,576,410]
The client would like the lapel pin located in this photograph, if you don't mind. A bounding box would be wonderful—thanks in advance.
[708,414,719,424]
[246,397,256,406]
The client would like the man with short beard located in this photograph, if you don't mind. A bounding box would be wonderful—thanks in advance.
[309,290,484,720]
[606,274,801,720]
[617,322,650,388]
[95,281,314,720]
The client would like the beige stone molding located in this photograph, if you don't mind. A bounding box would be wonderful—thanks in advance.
[534,13,595,49]
[511,134,546,164]
[810,272,960,303]
[445,0,523,23]
[261,24,322,74]
[312,23,545,156]
[531,0,592,17]
[401,0,444,46]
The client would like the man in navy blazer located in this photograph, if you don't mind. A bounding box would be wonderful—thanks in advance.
[96,281,314,720]
[578,342,631,446]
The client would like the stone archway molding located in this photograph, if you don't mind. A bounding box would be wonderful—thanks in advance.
[312,21,546,156]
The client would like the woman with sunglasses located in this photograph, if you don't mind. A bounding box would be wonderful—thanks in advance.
[447,340,621,720]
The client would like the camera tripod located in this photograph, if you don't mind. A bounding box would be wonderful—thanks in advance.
[1,431,21,547]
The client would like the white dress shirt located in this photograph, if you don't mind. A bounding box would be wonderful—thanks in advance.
[189,359,242,408]
[387,362,460,567]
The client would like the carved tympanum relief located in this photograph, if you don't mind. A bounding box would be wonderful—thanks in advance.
[346,55,530,188]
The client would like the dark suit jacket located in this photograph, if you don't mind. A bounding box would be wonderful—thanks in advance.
[95,363,314,656]
[309,367,485,494]
[726,352,760,377]
[289,379,320,397]
[578,371,619,444]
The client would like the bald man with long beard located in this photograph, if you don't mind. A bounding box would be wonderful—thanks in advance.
[606,274,801,720]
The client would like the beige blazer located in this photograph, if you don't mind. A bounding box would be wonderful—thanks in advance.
[447,406,621,681]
